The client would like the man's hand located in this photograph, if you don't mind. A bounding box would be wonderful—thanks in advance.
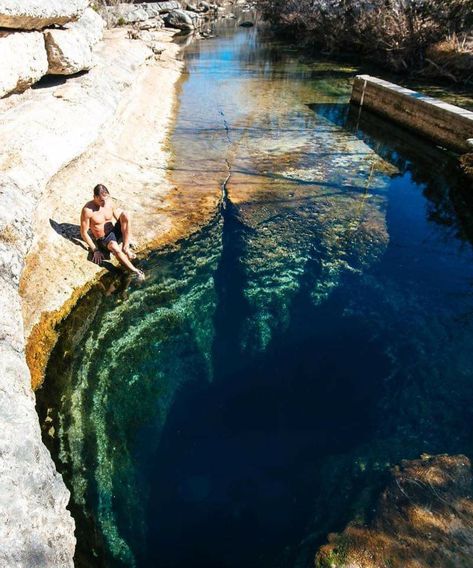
[92,250,104,265]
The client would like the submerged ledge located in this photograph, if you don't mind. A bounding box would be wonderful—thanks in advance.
[316,454,473,568]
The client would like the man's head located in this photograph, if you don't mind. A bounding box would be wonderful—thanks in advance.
[93,184,110,207]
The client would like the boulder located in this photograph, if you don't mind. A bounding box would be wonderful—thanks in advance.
[148,1,181,13]
[68,7,105,46]
[0,0,88,30]
[185,2,216,13]
[44,8,105,75]
[163,8,200,30]
[198,1,215,12]
[186,3,200,12]
[106,3,181,25]
[141,2,181,17]
[135,17,165,31]
[122,7,149,24]
[0,31,48,98]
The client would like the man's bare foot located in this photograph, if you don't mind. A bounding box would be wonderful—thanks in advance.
[133,269,146,281]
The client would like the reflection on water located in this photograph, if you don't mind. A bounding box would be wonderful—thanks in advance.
[37,17,473,568]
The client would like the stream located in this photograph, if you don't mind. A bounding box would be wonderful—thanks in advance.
[37,15,473,568]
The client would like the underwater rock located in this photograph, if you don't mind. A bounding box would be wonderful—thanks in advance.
[316,454,473,568]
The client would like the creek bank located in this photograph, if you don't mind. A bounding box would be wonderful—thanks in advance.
[0,7,223,564]
[18,27,183,391]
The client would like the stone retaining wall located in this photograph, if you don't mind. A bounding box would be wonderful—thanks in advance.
[351,75,473,154]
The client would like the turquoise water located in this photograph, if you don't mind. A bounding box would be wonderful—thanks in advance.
[37,19,473,568]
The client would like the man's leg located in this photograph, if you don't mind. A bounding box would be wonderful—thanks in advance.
[108,241,141,275]
[118,211,136,259]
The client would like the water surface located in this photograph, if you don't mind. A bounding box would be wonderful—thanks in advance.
[38,17,473,568]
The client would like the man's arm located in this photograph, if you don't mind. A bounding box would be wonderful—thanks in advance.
[80,208,103,264]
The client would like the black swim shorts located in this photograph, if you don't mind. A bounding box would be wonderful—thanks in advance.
[96,220,123,253]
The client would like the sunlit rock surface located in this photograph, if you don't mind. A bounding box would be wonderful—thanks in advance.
[0,346,75,567]
[0,0,88,30]
[0,30,48,97]
[316,454,473,568]
[44,8,105,75]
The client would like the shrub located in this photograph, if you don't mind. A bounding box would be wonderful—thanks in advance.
[256,0,473,76]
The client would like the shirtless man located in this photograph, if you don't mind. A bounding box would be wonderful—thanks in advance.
[80,184,145,280]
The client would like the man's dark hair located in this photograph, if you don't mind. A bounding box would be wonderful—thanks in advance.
[93,184,110,197]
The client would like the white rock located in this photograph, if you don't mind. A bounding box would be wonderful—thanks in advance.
[123,7,149,24]
[0,0,88,30]
[43,8,105,75]
[164,8,200,30]
[44,29,93,75]
[136,17,164,31]
[68,7,105,47]
[0,344,76,568]
[0,31,48,98]
[145,1,181,13]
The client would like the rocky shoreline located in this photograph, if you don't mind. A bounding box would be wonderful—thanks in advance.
[0,1,223,563]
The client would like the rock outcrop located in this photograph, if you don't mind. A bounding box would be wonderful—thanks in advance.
[0,345,75,567]
[143,1,181,16]
[0,2,105,98]
[105,2,182,26]
[316,454,473,568]
[163,8,202,30]
[44,8,104,75]
[0,30,48,98]
[104,2,213,30]
[0,0,88,30]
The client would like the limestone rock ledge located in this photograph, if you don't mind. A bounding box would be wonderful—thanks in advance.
[0,344,75,567]
[0,28,182,567]
[0,0,88,30]
[44,8,105,75]
[316,454,473,568]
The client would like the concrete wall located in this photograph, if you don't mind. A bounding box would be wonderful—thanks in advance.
[350,75,473,154]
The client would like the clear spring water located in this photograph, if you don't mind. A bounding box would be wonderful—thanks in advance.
[37,18,473,568]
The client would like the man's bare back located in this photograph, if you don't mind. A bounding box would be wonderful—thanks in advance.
[80,184,145,280]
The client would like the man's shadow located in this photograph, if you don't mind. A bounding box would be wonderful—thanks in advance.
[49,219,120,274]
